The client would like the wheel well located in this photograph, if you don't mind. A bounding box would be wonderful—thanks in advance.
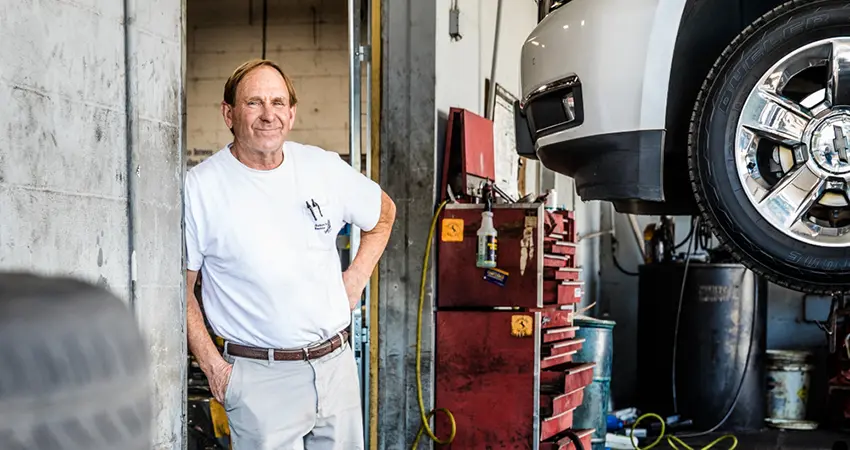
[661,0,790,204]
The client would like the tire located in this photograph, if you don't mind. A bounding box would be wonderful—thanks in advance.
[0,273,152,450]
[689,0,850,294]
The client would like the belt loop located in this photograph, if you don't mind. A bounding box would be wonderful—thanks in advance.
[337,331,345,349]
[224,341,229,357]
[303,347,310,360]
[267,348,274,364]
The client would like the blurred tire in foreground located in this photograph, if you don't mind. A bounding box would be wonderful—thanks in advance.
[0,273,152,450]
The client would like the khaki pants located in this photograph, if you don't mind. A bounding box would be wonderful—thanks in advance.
[223,342,364,450]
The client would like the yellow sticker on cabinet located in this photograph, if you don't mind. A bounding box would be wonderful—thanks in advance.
[511,315,534,338]
[441,218,464,242]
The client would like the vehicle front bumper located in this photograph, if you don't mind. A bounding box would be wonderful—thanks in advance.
[519,0,686,207]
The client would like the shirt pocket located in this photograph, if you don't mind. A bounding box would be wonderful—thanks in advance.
[300,192,341,251]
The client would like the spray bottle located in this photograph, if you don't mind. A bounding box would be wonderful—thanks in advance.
[476,183,498,269]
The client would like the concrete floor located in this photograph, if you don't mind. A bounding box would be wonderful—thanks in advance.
[652,429,850,449]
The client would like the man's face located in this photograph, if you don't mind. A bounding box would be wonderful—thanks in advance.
[222,66,297,154]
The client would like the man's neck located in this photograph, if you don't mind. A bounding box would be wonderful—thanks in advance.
[230,140,284,171]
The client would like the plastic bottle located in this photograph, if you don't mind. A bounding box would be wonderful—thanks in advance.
[476,211,497,268]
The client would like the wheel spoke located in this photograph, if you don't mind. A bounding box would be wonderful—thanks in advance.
[828,40,850,107]
[741,88,812,145]
[761,42,832,94]
[757,164,825,229]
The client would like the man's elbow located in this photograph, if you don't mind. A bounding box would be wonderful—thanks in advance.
[381,191,397,225]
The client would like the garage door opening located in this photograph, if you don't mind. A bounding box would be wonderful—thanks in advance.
[184,0,373,448]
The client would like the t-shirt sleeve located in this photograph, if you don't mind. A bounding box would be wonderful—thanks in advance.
[331,153,383,232]
[184,171,204,271]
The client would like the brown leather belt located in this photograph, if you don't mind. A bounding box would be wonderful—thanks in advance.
[225,329,350,361]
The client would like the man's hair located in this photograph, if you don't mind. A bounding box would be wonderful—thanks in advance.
[223,59,298,107]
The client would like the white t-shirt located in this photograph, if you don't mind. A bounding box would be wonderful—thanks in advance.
[184,141,382,349]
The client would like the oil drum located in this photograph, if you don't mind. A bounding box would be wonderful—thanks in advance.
[636,261,766,431]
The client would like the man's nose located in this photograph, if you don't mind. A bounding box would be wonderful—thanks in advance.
[260,103,275,121]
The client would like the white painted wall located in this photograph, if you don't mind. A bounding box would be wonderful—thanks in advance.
[434,0,537,114]
[435,0,541,198]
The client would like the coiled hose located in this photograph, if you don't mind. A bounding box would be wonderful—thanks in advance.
[630,413,737,450]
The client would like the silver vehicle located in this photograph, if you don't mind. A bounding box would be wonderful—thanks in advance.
[518,0,850,293]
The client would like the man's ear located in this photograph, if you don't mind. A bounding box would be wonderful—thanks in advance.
[287,105,298,131]
[221,102,234,129]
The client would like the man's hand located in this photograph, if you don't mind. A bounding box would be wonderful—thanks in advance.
[206,359,233,404]
[343,268,369,310]
[187,269,236,405]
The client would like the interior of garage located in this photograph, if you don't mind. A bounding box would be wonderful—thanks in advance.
[3,0,850,449]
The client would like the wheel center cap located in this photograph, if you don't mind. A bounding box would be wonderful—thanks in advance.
[809,113,850,175]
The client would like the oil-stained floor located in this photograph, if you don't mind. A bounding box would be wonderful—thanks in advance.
[651,429,850,449]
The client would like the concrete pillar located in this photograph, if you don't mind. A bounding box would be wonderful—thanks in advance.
[377,0,437,447]
[125,0,187,448]
[0,1,186,448]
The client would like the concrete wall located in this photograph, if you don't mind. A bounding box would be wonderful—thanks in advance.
[186,0,354,167]
[377,0,437,447]
[0,1,186,449]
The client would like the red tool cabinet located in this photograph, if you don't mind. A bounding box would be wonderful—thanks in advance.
[434,203,595,449]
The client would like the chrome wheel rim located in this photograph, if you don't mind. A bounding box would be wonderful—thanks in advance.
[735,37,850,248]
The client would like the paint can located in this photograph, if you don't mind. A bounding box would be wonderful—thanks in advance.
[572,314,616,450]
[765,350,817,430]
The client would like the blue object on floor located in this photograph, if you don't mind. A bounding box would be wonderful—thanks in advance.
[572,315,616,450]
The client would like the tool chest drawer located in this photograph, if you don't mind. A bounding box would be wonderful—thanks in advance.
[543,280,584,305]
[540,362,596,396]
[541,407,576,441]
[540,429,594,450]
[540,388,585,418]
[543,325,578,343]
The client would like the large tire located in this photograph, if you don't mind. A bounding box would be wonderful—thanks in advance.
[0,273,152,450]
[689,0,850,294]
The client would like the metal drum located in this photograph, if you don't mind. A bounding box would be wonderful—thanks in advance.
[765,350,816,430]
[572,314,616,450]
[636,262,767,431]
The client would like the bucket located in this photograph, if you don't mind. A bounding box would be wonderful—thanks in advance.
[765,350,814,428]
[572,315,615,450]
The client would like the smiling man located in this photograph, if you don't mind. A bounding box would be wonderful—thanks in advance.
[183,59,395,450]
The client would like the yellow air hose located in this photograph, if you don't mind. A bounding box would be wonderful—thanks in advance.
[630,413,737,450]
[411,200,455,449]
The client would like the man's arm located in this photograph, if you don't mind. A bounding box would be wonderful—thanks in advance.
[342,190,396,309]
[187,269,231,403]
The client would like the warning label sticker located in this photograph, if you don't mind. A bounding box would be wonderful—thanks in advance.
[441,218,464,242]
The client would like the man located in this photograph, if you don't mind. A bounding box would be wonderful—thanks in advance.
[184,59,396,450]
